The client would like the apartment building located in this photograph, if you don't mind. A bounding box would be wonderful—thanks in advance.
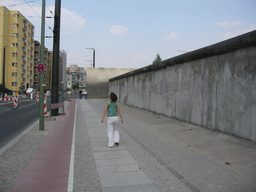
[0,6,34,92]
[67,64,85,73]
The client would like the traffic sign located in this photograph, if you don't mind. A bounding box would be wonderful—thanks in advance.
[37,63,45,73]
[67,81,71,88]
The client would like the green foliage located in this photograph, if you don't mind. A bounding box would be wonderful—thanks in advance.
[0,84,13,93]
[152,53,162,65]
[72,82,79,90]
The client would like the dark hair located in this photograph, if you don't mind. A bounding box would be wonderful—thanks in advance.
[109,92,118,103]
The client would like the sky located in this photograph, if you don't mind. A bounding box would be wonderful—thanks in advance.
[1,0,256,69]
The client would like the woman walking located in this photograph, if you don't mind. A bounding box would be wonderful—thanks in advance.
[101,92,124,147]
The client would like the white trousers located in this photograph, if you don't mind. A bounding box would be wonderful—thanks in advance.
[107,116,120,147]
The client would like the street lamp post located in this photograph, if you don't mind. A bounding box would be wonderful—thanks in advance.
[85,48,95,67]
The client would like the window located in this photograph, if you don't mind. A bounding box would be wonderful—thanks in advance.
[13,23,19,27]
[12,82,17,86]
[28,33,30,37]
[13,14,19,17]
[12,63,17,67]
[12,53,18,57]
[13,33,18,37]
[13,43,18,47]
[12,72,17,76]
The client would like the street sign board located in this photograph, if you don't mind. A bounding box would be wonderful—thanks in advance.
[37,63,45,73]
[67,81,72,88]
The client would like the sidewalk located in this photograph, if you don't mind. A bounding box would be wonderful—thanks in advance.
[0,99,255,192]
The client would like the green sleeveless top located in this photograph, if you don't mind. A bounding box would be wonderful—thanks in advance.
[107,102,118,117]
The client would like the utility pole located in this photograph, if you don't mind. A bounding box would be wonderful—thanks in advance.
[39,0,46,131]
[51,0,61,116]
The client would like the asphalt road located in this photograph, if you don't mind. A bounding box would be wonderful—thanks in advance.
[0,99,39,148]
[0,92,79,148]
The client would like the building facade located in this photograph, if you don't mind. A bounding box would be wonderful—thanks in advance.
[33,40,53,91]
[0,6,34,92]
[66,65,86,89]
[67,64,85,73]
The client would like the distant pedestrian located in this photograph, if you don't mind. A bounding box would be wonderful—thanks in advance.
[101,92,123,147]
[82,89,87,99]
[79,89,82,99]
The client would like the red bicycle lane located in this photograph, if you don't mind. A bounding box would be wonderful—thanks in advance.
[11,99,77,192]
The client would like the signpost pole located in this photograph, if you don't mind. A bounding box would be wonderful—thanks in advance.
[39,0,46,131]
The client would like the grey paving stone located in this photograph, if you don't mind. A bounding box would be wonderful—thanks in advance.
[93,151,133,160]
[92,146,126,152]
[102,183,159,192]
[97,164,141,174]
[99,171,152,187]
[95,158,137,167]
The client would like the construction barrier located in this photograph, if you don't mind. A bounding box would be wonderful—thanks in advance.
[36,92,39,102]
[13,96,18,108]
[51,102,64,109]
[1,98,13,101]
[44,93,47,116]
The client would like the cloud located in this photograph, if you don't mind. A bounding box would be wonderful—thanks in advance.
[0,1,85,34]
[217,20,244,28]
[222,25,256,39]
[109,25,128,36]
[61,8,86,33]
[164,32,178,40]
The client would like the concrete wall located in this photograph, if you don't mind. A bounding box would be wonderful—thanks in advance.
[109,30,256,142]
[86,67,136,99]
